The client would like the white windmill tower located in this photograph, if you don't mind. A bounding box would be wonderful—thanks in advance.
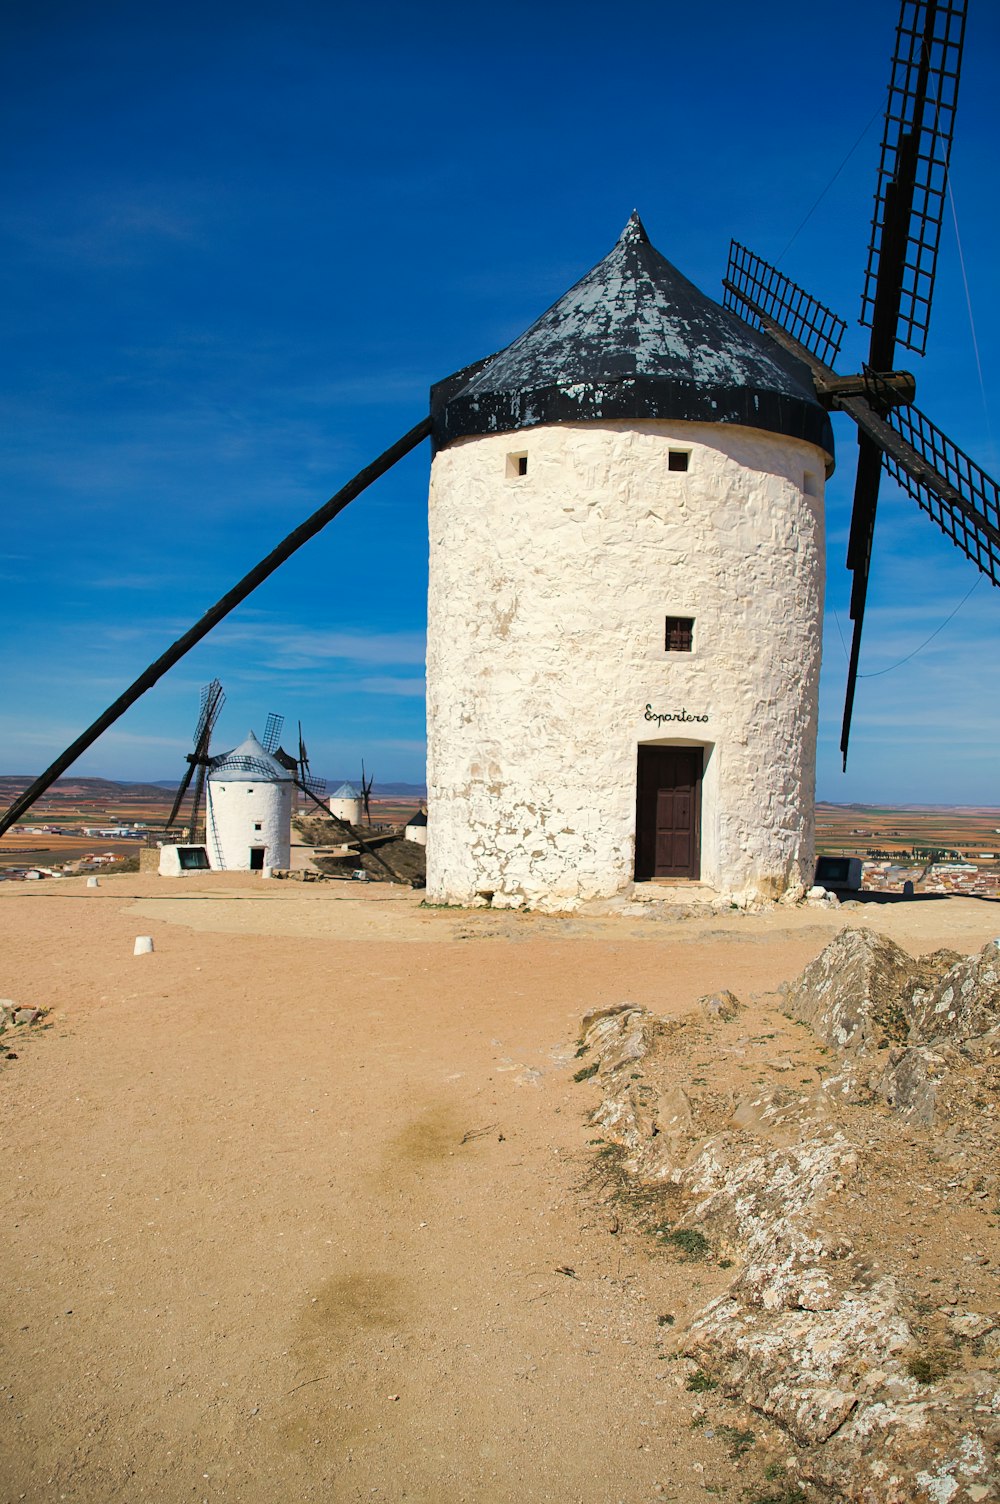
[425,213,834,909]
[205,724,293,871]
[328,782,362,825]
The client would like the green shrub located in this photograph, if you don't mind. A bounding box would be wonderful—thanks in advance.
[663,1227,710,1259]
[715,1423,755,1458]
[906,1348,952,1384]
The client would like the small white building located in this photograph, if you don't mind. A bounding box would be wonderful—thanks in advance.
[328,782,362,825]
[403,809,428,846]
[425,213,835,909]
[205,732,293,871]
[158,844,211,877]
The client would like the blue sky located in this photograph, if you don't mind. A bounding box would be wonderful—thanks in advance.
[1,0,997,800]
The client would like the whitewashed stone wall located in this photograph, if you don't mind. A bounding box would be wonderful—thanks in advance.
[426,419,827,909]
[206,778,292,870]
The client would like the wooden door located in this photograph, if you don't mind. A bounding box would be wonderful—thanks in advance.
[634,746,702,880]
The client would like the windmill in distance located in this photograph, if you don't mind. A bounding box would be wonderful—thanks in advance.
[360,761,374,827]
[266,718,326,806]
[165,679,225,841]
[296,722,326,802]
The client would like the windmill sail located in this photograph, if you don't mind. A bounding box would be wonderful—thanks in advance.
[165,754,197,831]
[261,712,284,755]
[833,385,999,753]
[293,722,324,795]
[724,242,847,368]
[852,380,1000,584]
[861,0,967,359]
[167,679,225,836]
[842,0,968,760]
[360,761,374,825]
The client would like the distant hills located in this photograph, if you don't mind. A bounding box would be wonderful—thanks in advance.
[0,775,172,802]
[0,774,427,801]
[817,801,1000,812]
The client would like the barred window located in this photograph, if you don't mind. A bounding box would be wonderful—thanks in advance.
[665,616,694,652]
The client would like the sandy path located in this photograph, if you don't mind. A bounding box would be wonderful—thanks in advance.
[2,878,998,1504]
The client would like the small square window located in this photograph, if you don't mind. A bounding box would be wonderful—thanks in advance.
[254,822,262,831]
[668,450,689,472]
[665,616,694,652]
[506,451,528,479]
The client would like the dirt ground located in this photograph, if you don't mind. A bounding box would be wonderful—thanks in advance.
[2,876,998,1504]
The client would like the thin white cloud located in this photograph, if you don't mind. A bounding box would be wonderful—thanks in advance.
[370,738,427,754]
[289,373,430,408]
[358,676,425,697]
[95,730,192,751]
[0,721,189,754]
[86,573,183,592]
[4,191,201,268]
[214,624,426,668]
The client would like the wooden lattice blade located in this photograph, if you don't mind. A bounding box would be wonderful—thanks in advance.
[723,243,847,369]
[166,757,197,829]
[838,391,1000,586]
[861,0,967,361]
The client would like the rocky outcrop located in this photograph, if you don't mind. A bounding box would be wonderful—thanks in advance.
[908,941,1000,1044]
[698,989,744,1023]
[577,939,1000,1504]
[781,931,1000,1129]
[781,927,1000,1053]
[780,929,962,1051]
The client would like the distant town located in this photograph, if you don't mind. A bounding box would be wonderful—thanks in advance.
[815,802,1000,899]
[0,776,996,897]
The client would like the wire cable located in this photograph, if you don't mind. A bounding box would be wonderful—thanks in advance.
[948,176,996,469]
[832,606,851,662]
[858,574,982,678]
[775,104,883,266]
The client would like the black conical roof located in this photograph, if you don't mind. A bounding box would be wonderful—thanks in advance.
[431,213,834,464]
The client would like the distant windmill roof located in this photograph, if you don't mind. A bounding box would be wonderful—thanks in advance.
[431,211,834,464]
[330,782,360,798]
[405,809,427,827]
[208,731,291,783]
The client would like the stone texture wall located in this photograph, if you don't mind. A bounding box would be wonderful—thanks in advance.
[426,419,827,909]
[205,780,291,871]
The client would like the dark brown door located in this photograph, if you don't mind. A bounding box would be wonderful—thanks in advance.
[634,746,702,880]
